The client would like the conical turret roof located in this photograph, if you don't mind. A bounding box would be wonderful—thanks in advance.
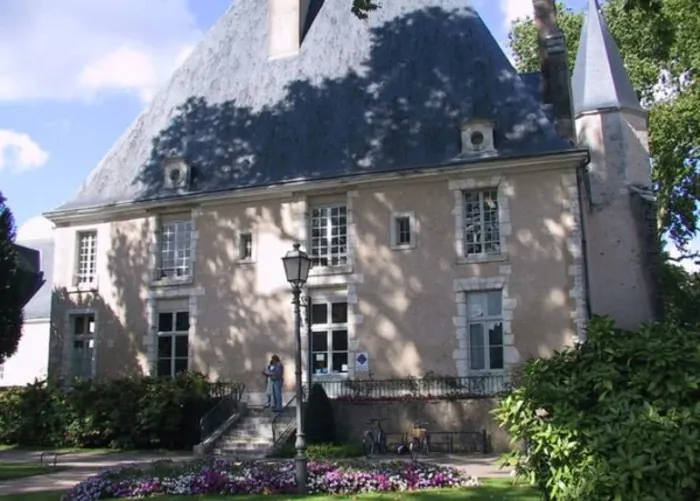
[55,0,571,212]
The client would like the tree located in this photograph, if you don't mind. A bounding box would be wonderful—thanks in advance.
[508,0,700,257]
[0,193,24,364]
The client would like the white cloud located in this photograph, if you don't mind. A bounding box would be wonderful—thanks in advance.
[0,0,202,104]
[499,0,534,32]
[0,130,49,173]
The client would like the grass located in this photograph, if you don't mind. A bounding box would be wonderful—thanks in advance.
[0,444,184,455]
[0,462,65,480]
[0,479,539,501]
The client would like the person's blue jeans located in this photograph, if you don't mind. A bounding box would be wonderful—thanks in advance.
[272,379,283,411]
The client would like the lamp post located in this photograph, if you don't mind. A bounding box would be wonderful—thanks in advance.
[281,242,312,494]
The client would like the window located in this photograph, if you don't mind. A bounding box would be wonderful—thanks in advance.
[463,189,500,256]
[70,313,95,379]
[75,231,97,285]
[0,363,4,380]
[157,310,189,377]
[239,232,253,261]
[310,299,349,375]
[310,205,348,267]
[158,220,192,279]
[390,212,416,249]
[466,291,504,371]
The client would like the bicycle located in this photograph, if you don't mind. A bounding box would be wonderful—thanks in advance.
[407,421,432,459]
[362,418,388,458]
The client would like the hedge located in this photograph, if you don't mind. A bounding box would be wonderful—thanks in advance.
[0,372,241,450]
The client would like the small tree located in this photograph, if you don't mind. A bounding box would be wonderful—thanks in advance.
[0,193,23,364]
[304,383,336,444]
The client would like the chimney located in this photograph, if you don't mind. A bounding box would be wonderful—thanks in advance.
[532,0,575,142]
[268,0,312,60]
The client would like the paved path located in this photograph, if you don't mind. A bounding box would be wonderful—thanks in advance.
[0,451,511,495]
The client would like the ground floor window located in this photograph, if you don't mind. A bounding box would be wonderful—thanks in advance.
[310,299,349,375]
[157,310,190,377]
[466,290,504,371]
[70,313,96,379]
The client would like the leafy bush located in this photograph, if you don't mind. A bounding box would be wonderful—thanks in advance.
[272,442,364,459]
[304,383,336,444]
[494,316,700,501]
[0,372,239,450]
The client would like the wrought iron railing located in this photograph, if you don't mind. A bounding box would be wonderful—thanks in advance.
[310,375,510,401]
[206,381,245,400]
[199,383,246,441]
[271,393,299,447]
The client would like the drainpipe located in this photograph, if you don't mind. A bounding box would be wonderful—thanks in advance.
[576,159,594,330]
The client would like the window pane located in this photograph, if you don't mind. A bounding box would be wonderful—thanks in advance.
[332,352,348,373]
[175,312,189,332]
[467,293,486,318]
[312,331,328,352]
[488,322,503,346]
[487,291,502,316]
[174,358,188,374]
[469,324,485,370]
[312,352,328,374]
[489,347,504,370]
[157,359,172,377]
[74,316,85,335]
[311,304,327,325]
[86,315,95,334]
[396,216,412,245]
[158,336,172,358]
[175,335,188,358]
[331,302,347,324]
[240,233,253,259]
[332,330,348,351]
[158,313,173,332]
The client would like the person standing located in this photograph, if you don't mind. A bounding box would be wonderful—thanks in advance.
[262,356,275,408]
[264,354,284,412]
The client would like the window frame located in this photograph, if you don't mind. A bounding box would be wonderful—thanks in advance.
[309,298,350,376]
[155,309,190,378]
[309,204,349,268]
[465,290,505,373]
[238,231,255,263]
[156,217,193,281]
[390,211,417,250]
[462,188,501,258]
[74,230,98,288]
[68,311,97,380]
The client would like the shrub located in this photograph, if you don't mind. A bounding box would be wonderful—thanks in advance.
[494,316,700,501]
[304,383,336,444]
[0,372,236,450]
[272,442,364,459]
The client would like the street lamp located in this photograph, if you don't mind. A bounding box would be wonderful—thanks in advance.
[282,242,312,494]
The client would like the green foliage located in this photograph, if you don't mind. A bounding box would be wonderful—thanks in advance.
[0,193,23,364]
[494,316,700,501]
[0,372,228,450]
[351,0,379,20]
[304,383,337,444]
[660,259,700,328]
[507,0,700,254]
[272,442,364,459]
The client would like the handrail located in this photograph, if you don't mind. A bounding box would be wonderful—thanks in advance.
[199,383,245,441]
[271,393,297,444]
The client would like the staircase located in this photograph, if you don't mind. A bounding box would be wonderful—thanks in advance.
[212,406,296,457]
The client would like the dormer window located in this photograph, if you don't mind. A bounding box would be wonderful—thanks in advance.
[459,118,496,156]
[163,157,191,190]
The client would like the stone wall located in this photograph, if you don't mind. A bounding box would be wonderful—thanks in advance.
[330,398,511,453]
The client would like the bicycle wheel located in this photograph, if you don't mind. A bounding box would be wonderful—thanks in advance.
[363,432,375,458]
[422,435,430,455]
[408,438,419,460]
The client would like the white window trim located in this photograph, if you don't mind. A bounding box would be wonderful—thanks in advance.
[151,212,198,287]
[237,230,257,264]
[73,229,99,291]
[155,307,190,378]
[308,202,351,275]
[389,211,418,250]
[465,290,505,373]
[308,291,351,379]
[449,176,512,265]
[63,308,98,380]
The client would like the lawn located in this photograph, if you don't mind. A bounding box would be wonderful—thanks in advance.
[0,462,64,480]
[0,480,539,501]
[0,444,184,455]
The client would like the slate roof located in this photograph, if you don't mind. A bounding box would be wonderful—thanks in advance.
[15,238,53,320]
[571,0,644,115]
[53,0,574,213]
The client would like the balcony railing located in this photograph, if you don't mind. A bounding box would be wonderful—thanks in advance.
[310,374,510,401]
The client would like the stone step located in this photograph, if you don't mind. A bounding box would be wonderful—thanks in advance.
[225,430,274,440]
[215,441,272,452]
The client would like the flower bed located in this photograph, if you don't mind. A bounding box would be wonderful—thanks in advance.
[62,458,481,500]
